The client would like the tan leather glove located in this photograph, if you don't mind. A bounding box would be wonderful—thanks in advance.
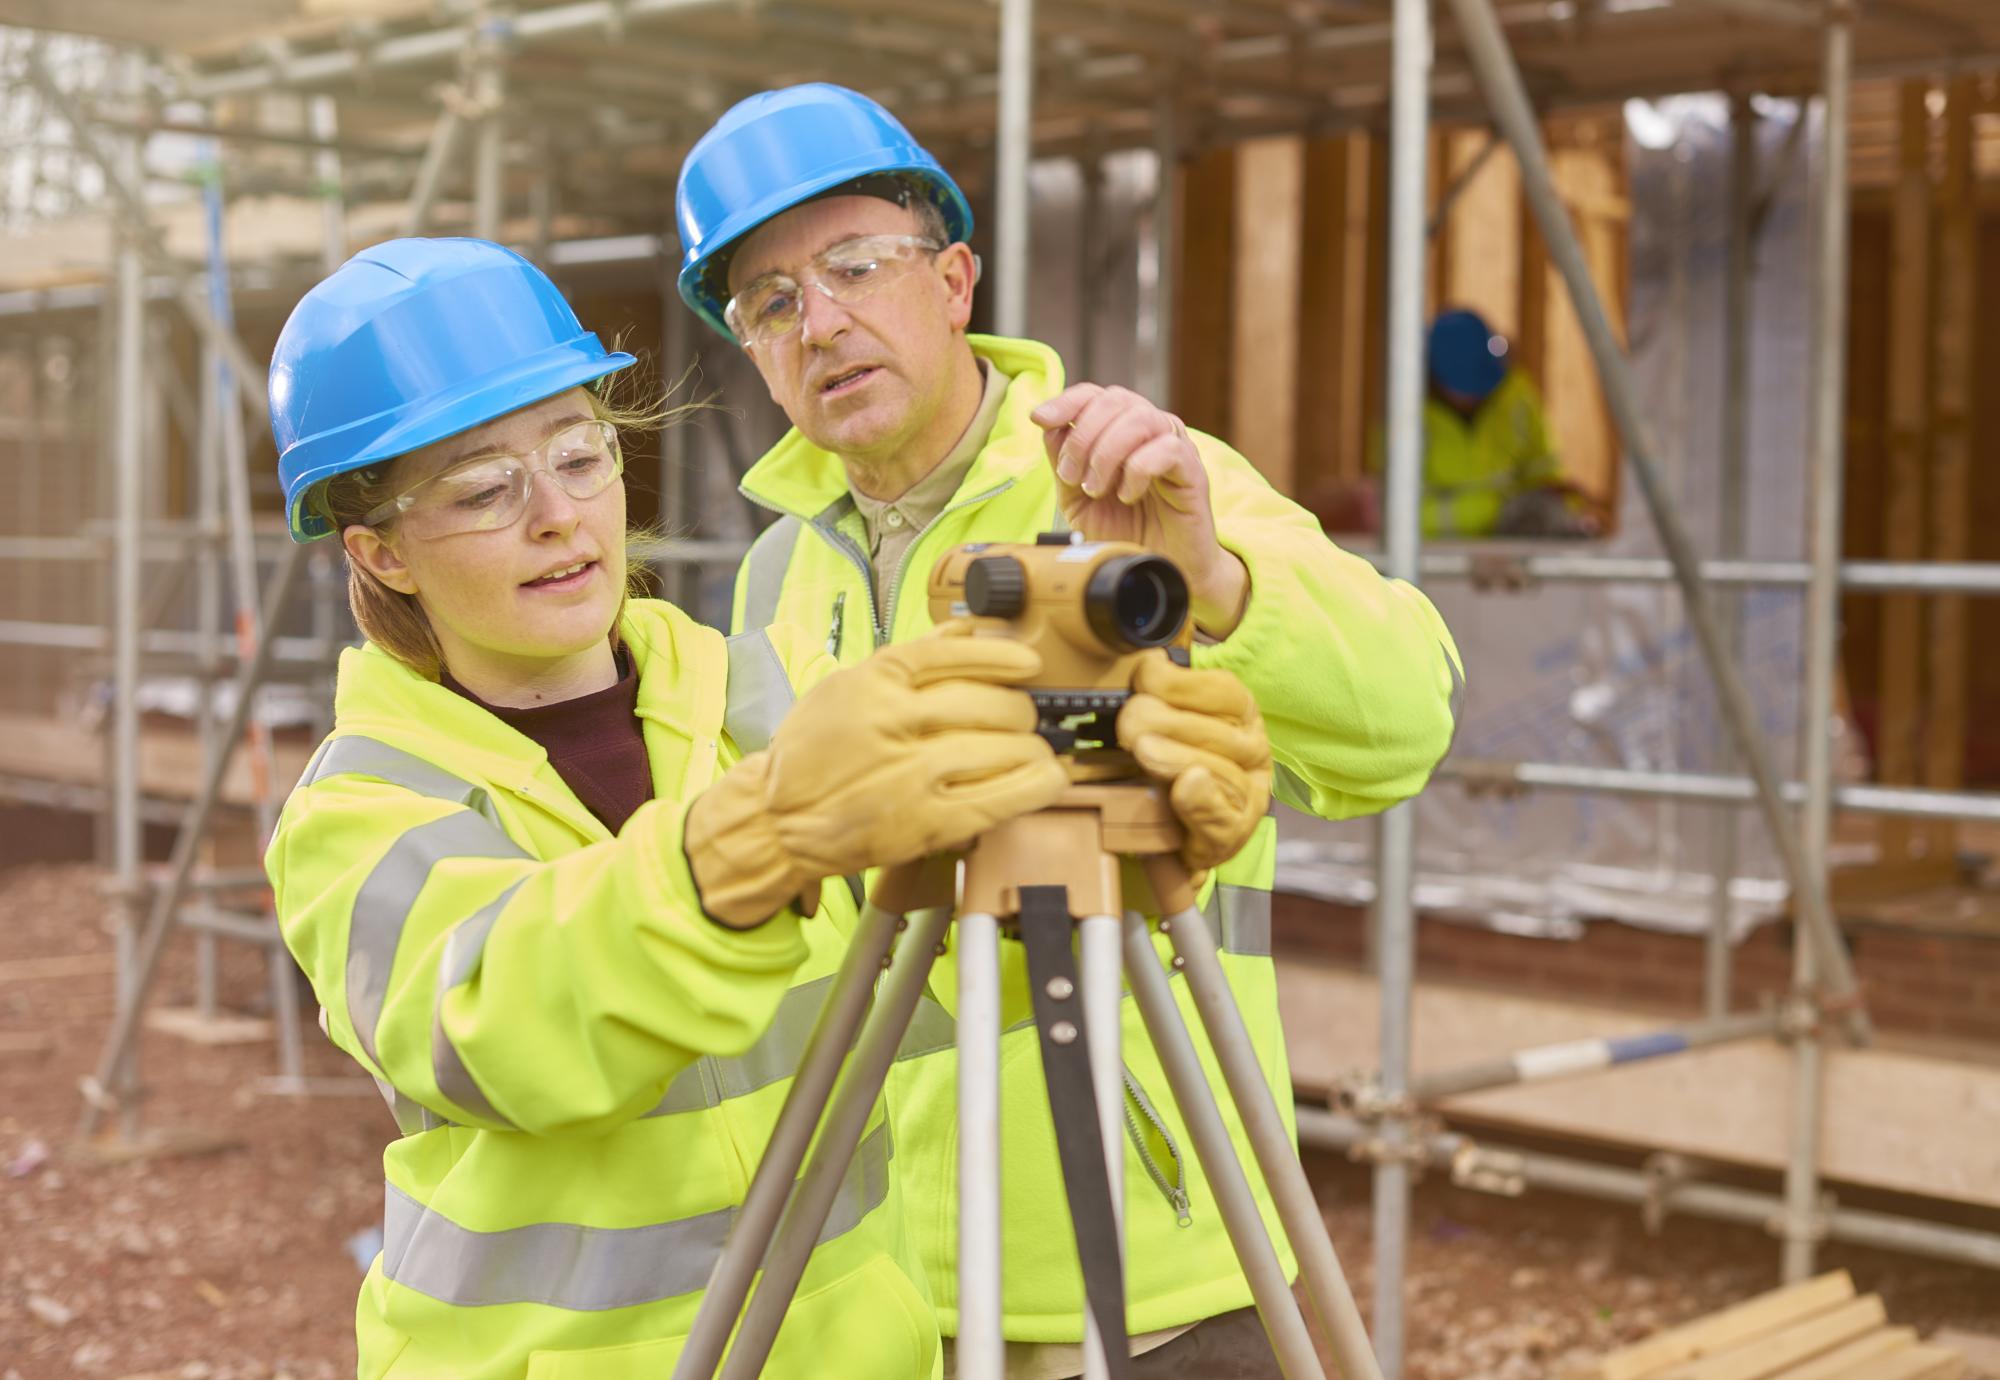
[1117,652,1272,873]
[686,624,1070,928]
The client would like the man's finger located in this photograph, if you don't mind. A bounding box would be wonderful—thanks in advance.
[1079,408,1158,499]
[1029,383,1101,432]
[1119,695,1267,771]
[891,631,1046,688]
[1114,441,1180,506]
[1131,653,1259,721]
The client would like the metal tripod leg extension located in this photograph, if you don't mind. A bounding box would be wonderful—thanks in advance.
[1145,859,1384,1380]
[713,898,955,1380]
[957,905,1005,1380]
[669,868,947,1380]
[1120,912,1327,1380]
[1079,910,1125,1380]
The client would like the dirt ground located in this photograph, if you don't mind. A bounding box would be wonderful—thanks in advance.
[3,861,1995,1380]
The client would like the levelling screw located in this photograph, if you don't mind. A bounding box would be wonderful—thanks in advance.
[1051,1020,1078,1045]
[1045,976,1074,1001]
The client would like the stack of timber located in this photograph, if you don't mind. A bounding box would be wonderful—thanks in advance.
[1567,1272,1969,1380]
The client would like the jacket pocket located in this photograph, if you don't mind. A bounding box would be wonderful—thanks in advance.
[526,1333,685,1380]
[1122,1064,1192,1228]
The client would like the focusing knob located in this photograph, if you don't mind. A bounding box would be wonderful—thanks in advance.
[965,555,1027,618]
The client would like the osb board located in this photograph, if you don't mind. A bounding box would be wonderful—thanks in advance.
[1278,962,2000,1208]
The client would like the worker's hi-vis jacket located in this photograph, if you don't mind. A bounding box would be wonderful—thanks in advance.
[1418,369,1559,537]
[730,334,1465,1343]
[265,599,940,1380]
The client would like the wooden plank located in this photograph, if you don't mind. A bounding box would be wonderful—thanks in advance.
[1836,1345,1966,1380]
[1439,127,1523,337]
[1229,135,1305,495]
[1296,134,1359,505]
[1279,964,2000,1207]
[1584,1272,1856,1380]
[1925,1329,2000,1377]
[1763,1327,1915,1380]
[1654,1297,1888,1380]
[1172,144,1235,442]
[1922,75,1977,863]
[0,952,116,984]
[1877,80,1934,866]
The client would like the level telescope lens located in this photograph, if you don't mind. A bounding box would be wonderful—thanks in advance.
[1084,554,1189,650]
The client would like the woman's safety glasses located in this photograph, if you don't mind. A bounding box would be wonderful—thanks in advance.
[365,418,623,539]
[724,234,943,345]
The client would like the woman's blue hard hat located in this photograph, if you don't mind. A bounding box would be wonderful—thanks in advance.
[270,237,635,541]
[675,83,974,341]
[1428,308,1511,402]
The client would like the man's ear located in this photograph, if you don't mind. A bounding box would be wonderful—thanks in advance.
[936,242,979,331]
[343,524,418,595]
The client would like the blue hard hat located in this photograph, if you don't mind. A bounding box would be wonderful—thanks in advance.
[270,237,636,541]
[1428,309,1510,402]
[675,83,974,340]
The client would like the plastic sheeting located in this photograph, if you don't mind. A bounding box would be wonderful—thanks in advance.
[1281,97,1865,941]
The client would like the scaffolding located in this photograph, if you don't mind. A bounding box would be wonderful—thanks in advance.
[4,2,2000,1377]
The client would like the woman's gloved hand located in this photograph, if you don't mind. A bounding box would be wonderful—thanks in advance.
[686,623,1069,928]
[1117,652,1272,873]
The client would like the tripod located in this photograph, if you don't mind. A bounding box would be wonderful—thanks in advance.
[669,766,1385,1380]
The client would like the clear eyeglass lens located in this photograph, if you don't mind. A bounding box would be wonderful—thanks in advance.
[397,421,621,537]
[727,236,937,343]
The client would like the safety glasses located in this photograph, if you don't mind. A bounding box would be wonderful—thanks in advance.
[724,234,943,345]
[365,418,623,539]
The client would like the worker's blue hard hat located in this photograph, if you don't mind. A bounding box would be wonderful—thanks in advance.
[675,83,974,341]
[1428,308,1511,402]
[270,237,635,542]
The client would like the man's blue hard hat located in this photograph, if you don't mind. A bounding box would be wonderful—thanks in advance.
[1428,308,1510,402]
[270,237,635,541]
[675,83,974,341]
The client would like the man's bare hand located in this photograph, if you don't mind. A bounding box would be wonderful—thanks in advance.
[1030,383,1248,637]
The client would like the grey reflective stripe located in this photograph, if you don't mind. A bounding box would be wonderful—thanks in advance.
[739,515,803,629]
[348,812,528,1063]
[305,735,506,832]
[1272,761,1315,813]
[722,629,795,753]
[375,1076,451,1136]
[895,993,960,1062]
[430,880,527,1129]
[1206,884,1272,958]
[644,973,835,1116]
[380,1120,895,1310]
[1443,640,1467,739]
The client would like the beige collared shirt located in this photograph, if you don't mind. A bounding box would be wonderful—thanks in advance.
[850,358,1011,627]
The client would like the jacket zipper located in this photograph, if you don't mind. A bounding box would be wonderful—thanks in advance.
[1121,1066,1192,1227]
[878,481,1015,646]
[826,591,846,657]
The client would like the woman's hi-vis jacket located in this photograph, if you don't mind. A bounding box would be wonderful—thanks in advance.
[264,598,940,1380]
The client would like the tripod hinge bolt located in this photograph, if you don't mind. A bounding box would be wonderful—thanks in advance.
[1045,976,1074,1001]
[1170,955,1186,971]
[1050,1020,1079,1045]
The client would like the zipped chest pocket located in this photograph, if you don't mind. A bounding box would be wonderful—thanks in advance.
[1121,1066,1192,1228]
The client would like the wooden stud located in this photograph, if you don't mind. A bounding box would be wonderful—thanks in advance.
[1760,1326,1915,1380]
[1172,143,1235,441]
[1653,1297,1889,1380]
[1832,1345,1966,1380]
[1921,76,1977,863]
[1585,1271,1856,1380]
[1876,80,1933,866]
[1296,134,1354,503]
[1229,134,1305,494]
[1439,126,1524,336]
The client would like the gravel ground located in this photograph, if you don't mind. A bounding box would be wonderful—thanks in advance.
[3,862,1994,1379]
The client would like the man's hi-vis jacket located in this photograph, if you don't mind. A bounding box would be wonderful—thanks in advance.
[265,599,940,1380]
[729,333,1465,1342]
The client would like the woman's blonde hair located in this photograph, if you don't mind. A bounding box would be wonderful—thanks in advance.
[307,367,682,681]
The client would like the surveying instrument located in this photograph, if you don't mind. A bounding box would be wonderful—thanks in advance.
[671,536,1384,1380]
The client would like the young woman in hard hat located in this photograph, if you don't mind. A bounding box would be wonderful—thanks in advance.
[262,237,1069,1380]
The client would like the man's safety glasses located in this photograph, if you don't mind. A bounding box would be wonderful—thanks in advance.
[365,418,623,539]
[724,234,943,345]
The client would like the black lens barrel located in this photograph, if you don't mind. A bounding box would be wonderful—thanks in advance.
[1084,554,1189,649]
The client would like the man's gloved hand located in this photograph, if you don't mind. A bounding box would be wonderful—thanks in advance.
[1117,652,1272,873]
[686,623,1070,928]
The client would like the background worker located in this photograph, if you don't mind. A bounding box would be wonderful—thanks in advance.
[675,85,1464,1378]
[1396,307,1598,539]
[261,236,1080,1380]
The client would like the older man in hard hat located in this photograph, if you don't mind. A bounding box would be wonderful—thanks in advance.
[676,85,1463,1379]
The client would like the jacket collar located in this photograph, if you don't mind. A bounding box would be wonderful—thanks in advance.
[738,334,1066,522]
[328,599,717,803]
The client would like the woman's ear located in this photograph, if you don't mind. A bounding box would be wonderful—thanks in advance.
[343,525,418,595]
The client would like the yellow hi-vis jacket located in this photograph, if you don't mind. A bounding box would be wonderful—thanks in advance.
[730,334,1464,1343]
[265,599,940,1380]
[1372,369,1559,537]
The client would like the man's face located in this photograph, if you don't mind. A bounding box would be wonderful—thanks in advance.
[727,195,977,459]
